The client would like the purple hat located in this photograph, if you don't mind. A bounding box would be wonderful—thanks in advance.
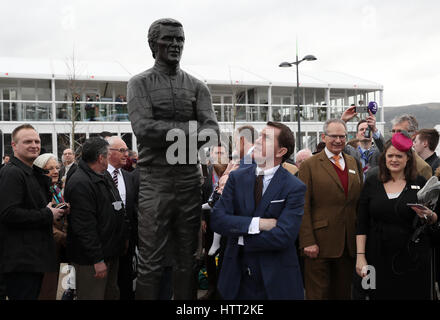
[391,132,413,152]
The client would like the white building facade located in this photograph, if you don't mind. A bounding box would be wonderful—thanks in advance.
[0,57,384,159]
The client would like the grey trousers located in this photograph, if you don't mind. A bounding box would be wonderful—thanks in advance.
[74,258,120,300]
[136,165,201,300]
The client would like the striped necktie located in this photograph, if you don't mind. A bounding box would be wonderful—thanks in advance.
[112,169,119,188]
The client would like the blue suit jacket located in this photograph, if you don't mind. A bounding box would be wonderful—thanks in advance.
[211,164,306,300]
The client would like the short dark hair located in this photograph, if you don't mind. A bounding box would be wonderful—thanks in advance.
[148,18,184,59]
[415,129,440,151]
[356,119,368,133]
[81,137,109,163]
[12,124,36,143]
[314,141,326,154]
[99,131,113,139]
[379,139,417,183]
[266,121,295,162]
[237,125,259,144]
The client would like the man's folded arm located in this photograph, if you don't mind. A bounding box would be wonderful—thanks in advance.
[210,172,254,237]
[243,183,306,252]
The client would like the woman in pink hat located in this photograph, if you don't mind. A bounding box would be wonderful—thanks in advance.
[356,132,439,299]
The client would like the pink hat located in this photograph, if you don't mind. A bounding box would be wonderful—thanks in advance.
[391,132,413,152]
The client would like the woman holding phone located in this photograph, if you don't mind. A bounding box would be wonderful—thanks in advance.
[33,153,69,300]
[356,132,439,299]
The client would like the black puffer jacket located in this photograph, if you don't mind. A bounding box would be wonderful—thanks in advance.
[65,160,129,265]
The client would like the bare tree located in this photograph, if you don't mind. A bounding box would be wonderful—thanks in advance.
[228,66,246,132]
[65,50,86,158]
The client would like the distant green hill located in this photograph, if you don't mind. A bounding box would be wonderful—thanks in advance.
[383,103,440,139]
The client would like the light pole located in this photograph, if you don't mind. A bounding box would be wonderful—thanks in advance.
[279,54,317,150]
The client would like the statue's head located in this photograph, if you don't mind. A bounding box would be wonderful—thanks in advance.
[148,18,185,65]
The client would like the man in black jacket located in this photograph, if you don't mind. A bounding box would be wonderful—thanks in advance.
[59,148,77,186]
[106,136,138,300]
[65,137,129,300]
[0,124,66,300]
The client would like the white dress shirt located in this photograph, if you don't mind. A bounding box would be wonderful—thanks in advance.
[238,165,281,245]
[107,164,126,206]
[324,147,345,170]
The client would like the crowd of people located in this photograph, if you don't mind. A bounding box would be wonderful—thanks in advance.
[1,105,440,300]
[0,128,139,300]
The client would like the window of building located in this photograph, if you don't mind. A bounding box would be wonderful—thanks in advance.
[57,133,70,160]
[40,134,53,154]
[1,88,18,121]
[21,80,36,100]
[121,133,132,150]
[37,80,51,101]
[73,134,87,159]
[3,134,12,157]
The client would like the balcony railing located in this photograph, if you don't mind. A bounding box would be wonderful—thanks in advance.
[0,100,383,123]
[213,103,383,123]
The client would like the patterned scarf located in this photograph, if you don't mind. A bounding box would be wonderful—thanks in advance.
[50,184,64,204]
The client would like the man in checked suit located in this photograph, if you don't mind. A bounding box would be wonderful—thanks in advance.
[298,118,363,299]
[211,121,306,300]
[106,136,138,300]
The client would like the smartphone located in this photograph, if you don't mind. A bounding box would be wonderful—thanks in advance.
[407,203,428,210]
[355,106,369,113]
[57,203,68,210]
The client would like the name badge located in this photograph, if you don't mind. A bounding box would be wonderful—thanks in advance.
[411,185,420,190]
[349,169,356,174]
[112,201,123,211]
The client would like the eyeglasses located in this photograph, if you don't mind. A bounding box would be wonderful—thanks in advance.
[325,134,346,140]
[390,129,414,134]
[110,148,129,154]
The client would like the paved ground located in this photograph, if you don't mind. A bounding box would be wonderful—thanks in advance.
[58,263,440,300]
[56,263,208,300]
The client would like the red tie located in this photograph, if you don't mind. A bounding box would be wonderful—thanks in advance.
[254,175,264,207]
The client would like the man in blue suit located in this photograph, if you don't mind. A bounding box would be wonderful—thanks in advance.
[211,121,306,300]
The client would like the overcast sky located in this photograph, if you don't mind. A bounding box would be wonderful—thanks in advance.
[1,0,439,106]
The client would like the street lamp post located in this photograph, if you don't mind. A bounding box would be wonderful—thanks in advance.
[279,54,317,150]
